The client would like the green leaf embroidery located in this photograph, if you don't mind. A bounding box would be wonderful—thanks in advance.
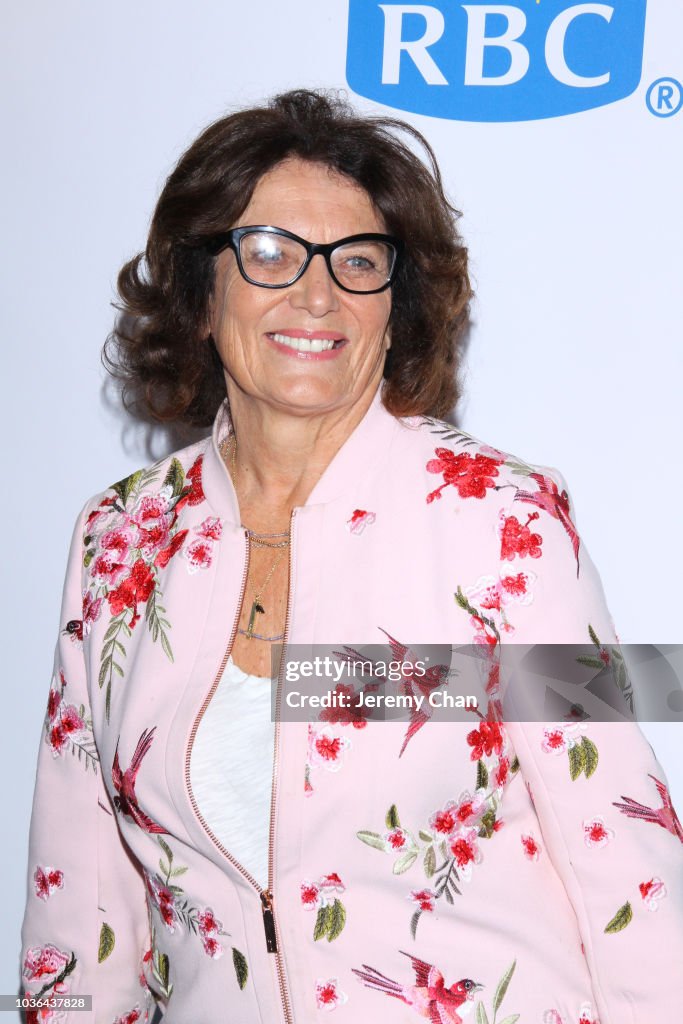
[327,899,346,942]
[493,959,516,1015]
[98,923,115,963]
[581,736,599,778]
[605,901,632,933]
[476,759,489,790]
[498,1016,521,1023]
[385,804,400,829]
[424,845,436,878]
[163,458,186,498]
[357,830,386,851]
[313,905,331,941]
[475,1003,490,1024]
[393,850,418,874]
[577,656,607,670]
[232,947,248,990]
[569,743,586,781]
[418,829,433,842]
[588,624,601,648]
[112,470,142,507]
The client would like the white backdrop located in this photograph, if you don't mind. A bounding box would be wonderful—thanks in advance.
[3,0,681,1007]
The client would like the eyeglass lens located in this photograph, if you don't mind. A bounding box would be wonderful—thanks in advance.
[238,231,396,291]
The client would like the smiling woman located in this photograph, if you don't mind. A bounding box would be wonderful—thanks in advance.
[19,89,683,1024]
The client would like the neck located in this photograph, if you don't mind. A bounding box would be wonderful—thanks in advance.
[224,383,381,514]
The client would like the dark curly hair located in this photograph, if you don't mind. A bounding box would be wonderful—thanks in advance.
[104,89,472,425]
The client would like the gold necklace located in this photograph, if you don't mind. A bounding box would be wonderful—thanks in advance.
[223,433,290,641]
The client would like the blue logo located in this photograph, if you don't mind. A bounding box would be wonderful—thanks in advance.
[346,1,647,122]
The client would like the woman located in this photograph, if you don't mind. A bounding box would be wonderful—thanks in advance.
[20,90,682,1024]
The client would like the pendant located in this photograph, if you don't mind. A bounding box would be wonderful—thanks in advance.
[246,601,266,638]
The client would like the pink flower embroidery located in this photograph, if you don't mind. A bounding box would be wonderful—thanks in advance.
[308,725,351,772]
[301,882,321,910]
[320,872,345,894]
[144,872,179,932]
[583,816,615,849]
[429,792,486,837]
[409,888,436,912]
[384,827,411,852]
[346,509,376,534]
[196,516,223,541]
[578,1004,599,1024]
[542,727,569,754]
[466,720,504,761]
[448,825,482,879]
[33,866,64,901]
[22,944,70,982]
[184,538,214,573]
[639,876,667,911]
[112,1007,144,1024]
[315,978,348,1011]
[521,833,542,861]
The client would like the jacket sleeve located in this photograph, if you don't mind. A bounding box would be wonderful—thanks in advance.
[500,467,683,1024]
[20,504,156,1023]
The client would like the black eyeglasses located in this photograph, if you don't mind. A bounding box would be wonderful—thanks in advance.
[205,225,403,294]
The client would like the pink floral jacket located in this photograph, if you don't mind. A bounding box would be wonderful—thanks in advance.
[20,387,683,1024]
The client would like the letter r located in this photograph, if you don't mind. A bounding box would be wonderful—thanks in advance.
[379,5,448,85]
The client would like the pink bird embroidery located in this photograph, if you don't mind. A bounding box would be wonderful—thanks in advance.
[353,951,483,1023]
[514,472,580,576]
[112,727,168,834]
[334,629,450,757]
[612,773,683,843]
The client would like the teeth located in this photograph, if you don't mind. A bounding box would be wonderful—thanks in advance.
[271,332,337,352]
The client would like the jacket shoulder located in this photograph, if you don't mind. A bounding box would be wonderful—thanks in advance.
[400,413,562,495]
[82,434,212,517]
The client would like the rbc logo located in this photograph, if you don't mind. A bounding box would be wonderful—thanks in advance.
[346,1,647,121]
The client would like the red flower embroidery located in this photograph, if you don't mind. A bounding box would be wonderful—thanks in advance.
[33,866,64,901]
[521,833,542,861]
[499,512,543,560]
[409,888,436,912]
[107,559,156,627]
[426,449,502,503]
[466,720,504,761]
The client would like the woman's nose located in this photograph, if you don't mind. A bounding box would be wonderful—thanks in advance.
[287,253,340,316]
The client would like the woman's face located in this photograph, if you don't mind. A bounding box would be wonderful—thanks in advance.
[208,158,393,419]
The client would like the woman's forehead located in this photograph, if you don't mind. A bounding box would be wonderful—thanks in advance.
[237,158,386,236]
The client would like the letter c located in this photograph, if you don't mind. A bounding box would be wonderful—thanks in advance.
[545,4,614,87]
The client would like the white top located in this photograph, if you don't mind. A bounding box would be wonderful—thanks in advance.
[190,656,275,887]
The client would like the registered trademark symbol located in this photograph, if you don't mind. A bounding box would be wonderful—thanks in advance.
[646,77,683,117]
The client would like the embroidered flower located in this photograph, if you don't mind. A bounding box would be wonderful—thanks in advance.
[82,591,103,635]
[308,725,351,772]
[346,509,376,534]
[144,873,179,933]
[521,833,542,861]
[384,827,412,852]
[196,516,223,541]
[319,872,345,894]
[22,944,71,983]
[448,825,482,879]
[33,866,64,901]
[301,881,321,910]
[499,511,543,561]
[583,816,615,849]
[112,1006,144,1024]
[639,876,667,911]
[409,888,436,912]
[426,449,502,503]
[466,720,504,761]
[429,792,486,836]
[184,538,214,573]
[577,1003,599,1024]
[542,727,570,754]
[315,978,348,1011]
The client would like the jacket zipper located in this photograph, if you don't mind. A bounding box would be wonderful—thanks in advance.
[184,512,296,1024]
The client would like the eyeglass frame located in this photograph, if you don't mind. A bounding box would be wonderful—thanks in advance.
[204,225,404,295]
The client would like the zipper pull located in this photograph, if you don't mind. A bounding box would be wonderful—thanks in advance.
[260,889,278,953]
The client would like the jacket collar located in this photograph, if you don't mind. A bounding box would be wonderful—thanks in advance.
[201,384,403,524]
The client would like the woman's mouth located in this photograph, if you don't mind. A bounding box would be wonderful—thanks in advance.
[266,331,347,354]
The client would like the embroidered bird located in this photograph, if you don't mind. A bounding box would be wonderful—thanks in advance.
[612,773,683,843]
[514,472,580,575]
[352,950,483,1022]
[112,726,168,834]
[334,629,450,757]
